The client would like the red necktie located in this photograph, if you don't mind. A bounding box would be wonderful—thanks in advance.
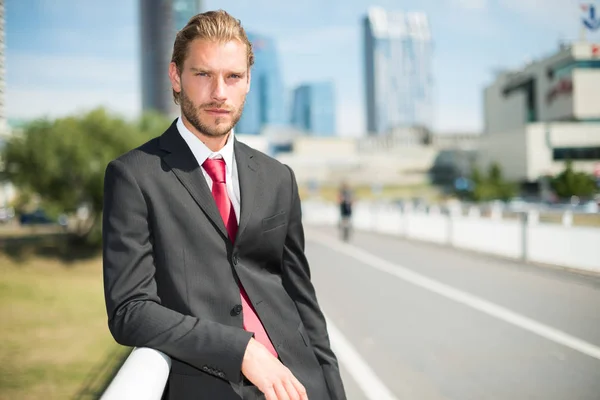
[202,158,278,358]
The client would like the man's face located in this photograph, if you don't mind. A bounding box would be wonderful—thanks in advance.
[169,38,250,138]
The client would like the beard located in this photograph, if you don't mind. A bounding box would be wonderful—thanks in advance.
[180,89,245,138]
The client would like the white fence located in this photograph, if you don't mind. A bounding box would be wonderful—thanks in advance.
[101,347,171,400]
[302,201,600,274]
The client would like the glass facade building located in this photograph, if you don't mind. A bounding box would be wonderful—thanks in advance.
[291,82,336,136]
[363,6,434,135]
[235,33,286,135]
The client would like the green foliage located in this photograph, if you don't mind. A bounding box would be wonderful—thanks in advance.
[1,107,172,245]
[551,160,598,199]
[468,162,518,202]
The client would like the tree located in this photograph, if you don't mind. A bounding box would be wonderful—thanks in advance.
[467,162,517,202]
[551,160,598,199]
[2,107,171,245]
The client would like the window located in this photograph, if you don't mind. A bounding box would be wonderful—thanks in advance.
[549,60,600,80]
[553,147,600,161]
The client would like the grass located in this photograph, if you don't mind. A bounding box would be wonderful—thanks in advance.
[538,212,600,228]
[0,253,130,400]
[0,224,65,238]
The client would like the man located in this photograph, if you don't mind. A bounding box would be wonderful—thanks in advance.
[102,9,346,400]
[337,182,353,241]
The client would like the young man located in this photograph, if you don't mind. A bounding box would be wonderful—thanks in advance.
[102,9,346,400]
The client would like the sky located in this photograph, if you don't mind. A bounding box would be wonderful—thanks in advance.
[5,0,600,136]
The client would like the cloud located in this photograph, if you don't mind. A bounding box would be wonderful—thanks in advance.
[277,25,357,56]
[6,52,140,120]
[7,52,138,89]
[499,0,581,24]
[450,0,489,10]
[6,86,140,121]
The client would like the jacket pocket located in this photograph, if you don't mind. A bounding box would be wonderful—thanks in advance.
[262,211,287,232]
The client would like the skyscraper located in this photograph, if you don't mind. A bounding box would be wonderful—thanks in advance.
[140,0,203,117]
[291,82,336,136]
[235,33,286,135]
[363,6,433,135]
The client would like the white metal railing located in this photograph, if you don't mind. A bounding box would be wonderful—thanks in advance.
[101,347,172,400]
[302,200,600,273]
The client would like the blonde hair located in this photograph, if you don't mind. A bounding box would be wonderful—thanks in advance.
[171,9,254,105]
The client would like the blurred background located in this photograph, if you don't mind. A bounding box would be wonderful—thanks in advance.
[1,0,600,399]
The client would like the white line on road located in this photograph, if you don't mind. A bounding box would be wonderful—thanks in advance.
[310,230,600,361]
[325,315,398,400]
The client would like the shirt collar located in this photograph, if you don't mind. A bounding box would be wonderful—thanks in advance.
[176,117,235,170]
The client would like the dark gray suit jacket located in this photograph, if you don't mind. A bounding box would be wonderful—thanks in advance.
[102,121,346,400]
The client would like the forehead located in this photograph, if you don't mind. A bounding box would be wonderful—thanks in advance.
[184,38,248,70]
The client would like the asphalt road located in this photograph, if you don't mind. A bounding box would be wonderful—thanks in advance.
[304,226,600,400]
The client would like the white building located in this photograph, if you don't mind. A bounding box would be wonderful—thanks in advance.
[480,42,600,182]
[275,131,438,188]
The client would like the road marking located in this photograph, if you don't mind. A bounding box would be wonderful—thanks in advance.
[310,231,600,361]
[324,315,398,400]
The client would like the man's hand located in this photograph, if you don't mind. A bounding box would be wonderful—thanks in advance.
[241,338,308,400]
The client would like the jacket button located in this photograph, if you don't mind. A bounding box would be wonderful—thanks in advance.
[232,254,239,265]
[231,304,243,316]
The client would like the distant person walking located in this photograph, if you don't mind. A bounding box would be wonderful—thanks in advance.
[338,182,353,241]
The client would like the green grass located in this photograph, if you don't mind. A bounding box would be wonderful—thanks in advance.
[0,254,129,400]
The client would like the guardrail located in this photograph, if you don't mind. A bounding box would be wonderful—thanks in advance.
[302,200,600,273]
[100,347,171,400]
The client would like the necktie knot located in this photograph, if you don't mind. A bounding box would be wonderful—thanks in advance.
[202,158,226,183]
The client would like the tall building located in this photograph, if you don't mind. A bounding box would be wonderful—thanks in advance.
[0,0,6,134]
[363,7,433,135]
[235,33,286,135]
[291,82,336,136]
[140,0,203,117]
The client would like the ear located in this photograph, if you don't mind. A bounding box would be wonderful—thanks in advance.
[169,62,182,94]
[246,69,251,94]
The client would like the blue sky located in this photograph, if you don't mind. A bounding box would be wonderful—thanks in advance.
[5,0,600,135]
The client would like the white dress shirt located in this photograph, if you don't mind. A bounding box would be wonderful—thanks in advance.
[176,117,241,222]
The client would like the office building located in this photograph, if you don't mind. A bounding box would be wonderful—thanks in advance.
[140,0,203,117]
[235,33,286,135]
[363,6,434,135]
[480,42,600,183]
[290,82,336,136]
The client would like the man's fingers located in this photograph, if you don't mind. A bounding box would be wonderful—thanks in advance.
[283,378,301,400]
[264,385,278,400]
[290,376,308,400]
[273,381,291,400]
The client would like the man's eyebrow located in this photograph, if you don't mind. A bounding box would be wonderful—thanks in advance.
[189,67,246,75]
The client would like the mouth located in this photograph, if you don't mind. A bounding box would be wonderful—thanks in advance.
[204,108,231,115]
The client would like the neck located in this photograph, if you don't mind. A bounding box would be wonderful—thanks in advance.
[181,115,231,152]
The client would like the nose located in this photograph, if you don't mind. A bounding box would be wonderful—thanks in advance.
[211,76,227,102]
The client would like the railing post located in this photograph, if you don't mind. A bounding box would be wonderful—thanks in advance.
[562,210,573,227]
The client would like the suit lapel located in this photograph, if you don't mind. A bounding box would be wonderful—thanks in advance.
[159,122,229,239]
[234,139,260,243]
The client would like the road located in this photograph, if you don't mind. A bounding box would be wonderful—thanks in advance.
[305,226,600,400]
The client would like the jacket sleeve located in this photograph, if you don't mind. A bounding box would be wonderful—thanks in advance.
[280,165,347,399]
[102,159,253,383]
